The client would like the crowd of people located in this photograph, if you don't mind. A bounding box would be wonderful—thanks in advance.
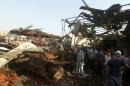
[72,45,130,86]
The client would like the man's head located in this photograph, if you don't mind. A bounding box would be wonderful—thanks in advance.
[115,50,121,54]
[115,50,121,57]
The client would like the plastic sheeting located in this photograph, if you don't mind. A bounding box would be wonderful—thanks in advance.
[0,42,43,68]
[0,58,9,68]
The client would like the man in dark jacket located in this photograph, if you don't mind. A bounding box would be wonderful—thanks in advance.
[106,50,129,86]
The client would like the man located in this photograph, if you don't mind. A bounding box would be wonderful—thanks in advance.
[106,50,129,86]
[95,48,105,76]
[87,48,98,73]
[73,45,78,60]
[76,46,85,75]
[56,40,64,60]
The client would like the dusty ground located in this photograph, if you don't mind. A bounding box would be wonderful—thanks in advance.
[0,60,129,86]
[0,66,95,86]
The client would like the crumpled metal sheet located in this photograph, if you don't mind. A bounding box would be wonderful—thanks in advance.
[0,42,43,68]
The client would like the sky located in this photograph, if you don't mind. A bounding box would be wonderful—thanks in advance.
[0,0,129,35]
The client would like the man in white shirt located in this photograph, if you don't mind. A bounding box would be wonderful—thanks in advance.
[76,47,85,75]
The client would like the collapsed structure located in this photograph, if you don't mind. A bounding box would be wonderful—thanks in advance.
[63,0,130,52]
[0,25,75,86]
[0,0,130,85]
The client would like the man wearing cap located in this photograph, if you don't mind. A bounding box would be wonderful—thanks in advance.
[106,50,129,86]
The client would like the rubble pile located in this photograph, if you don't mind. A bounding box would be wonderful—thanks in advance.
[15,51,72,79]
[0,66,91,86]
[45,51,58,60]
[7,27,61,47]
[23,51,58,61]
[0,67,20,86]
